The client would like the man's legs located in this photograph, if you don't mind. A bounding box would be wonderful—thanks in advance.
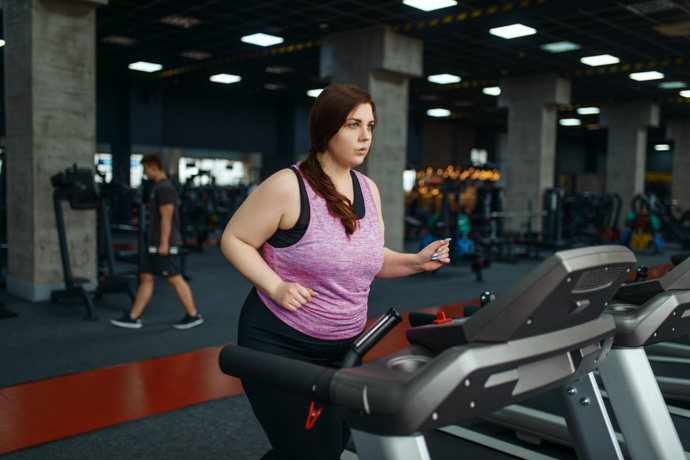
[110,272,154,328]
[129,273,155,319]
[166,274,198,316]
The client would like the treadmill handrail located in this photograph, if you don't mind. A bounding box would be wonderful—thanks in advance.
[332,315,615,435]
[218,345,336,404]
[219,315,617,436]
[606,290,690,346]
[615,253,690,304]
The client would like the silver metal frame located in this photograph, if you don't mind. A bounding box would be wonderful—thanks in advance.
[559,372,623,460]
[350,430,431,460]
[598,347,686,460]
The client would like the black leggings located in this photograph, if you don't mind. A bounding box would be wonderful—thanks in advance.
[237,288,360,460]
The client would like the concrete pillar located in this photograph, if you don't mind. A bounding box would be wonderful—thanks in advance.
[498,74,571,232]
[667,119,690,212]
[4,0,107,301]
[167,147,184,182]
[421,122,475,168]
[600,100,659,216]
[321,25,422,252]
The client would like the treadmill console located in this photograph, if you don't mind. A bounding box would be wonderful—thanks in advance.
[407,245,636,353]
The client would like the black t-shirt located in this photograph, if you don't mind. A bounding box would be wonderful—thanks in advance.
[147,179,182,247]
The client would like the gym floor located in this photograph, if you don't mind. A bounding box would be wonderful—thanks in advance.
[0,238,684,459]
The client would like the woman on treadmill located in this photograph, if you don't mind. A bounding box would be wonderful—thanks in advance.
[221,83,450,460]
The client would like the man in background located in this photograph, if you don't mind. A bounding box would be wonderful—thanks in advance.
[111,152,203,330]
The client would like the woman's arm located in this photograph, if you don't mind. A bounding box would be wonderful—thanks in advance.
[366,177,451,279]
[221,169,315,311]
[377,243,450,279]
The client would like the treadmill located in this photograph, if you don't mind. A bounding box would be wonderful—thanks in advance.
[481,252,690,459]
[219,245,635,460]
[599,254,690,459]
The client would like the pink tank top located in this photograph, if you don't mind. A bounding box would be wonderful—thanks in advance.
[257,167,384,340]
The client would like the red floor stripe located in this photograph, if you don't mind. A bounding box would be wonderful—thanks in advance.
[0,347,240,454]
[0,300,472,454]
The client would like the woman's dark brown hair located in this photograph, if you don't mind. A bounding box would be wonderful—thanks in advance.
[301,84,377,236]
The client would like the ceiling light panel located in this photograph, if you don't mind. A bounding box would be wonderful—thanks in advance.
[180,50,213,60]
[307,89,323,98]
[128,61,162,72]
[654,20,690,37]
[489,24,537,39]
[210,73,241,84]
[403,0,457,12]
[265,66,294,74]
[241,33,284,47]
[577,107,600,115]
[102,35,137,46]
[427,108,451,117]
[681,90,690,98]
[658,81,686,89]
[629,71,664,81]
[580,54,620,66]
[160,15,201,28]
[559,118,581,126]
[540,41,581,53]
[625,0,677,15]
[483,87,501,96]
[428,74,461,84]
[654,144,671,151]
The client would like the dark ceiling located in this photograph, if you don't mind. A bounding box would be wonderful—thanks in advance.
[96,0,690,125]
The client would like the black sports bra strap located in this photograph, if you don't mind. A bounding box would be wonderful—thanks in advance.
[290,166,309,226]
[265,167,310,248]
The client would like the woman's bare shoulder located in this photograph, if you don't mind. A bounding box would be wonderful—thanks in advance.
[254,168,300,196]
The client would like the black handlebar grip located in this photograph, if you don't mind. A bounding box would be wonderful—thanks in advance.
[635,266,649,282]
[462,291,496,317]
[671,252,690,266]
[408,312,440,327]
[341,308,403,368]
[219,345,335,404]
[463,304,481,317]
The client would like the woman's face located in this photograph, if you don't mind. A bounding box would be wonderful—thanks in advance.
[326,103,375,168]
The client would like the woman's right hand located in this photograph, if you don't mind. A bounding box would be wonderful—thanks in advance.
[272,282,316,312]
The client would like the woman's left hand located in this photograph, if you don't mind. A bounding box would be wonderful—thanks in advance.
[419,238,451,271]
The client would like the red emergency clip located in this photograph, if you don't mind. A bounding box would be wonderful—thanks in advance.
[305,401,323,430]
[433,312,452,324]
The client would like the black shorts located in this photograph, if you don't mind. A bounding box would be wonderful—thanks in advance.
[140,253,181,278]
